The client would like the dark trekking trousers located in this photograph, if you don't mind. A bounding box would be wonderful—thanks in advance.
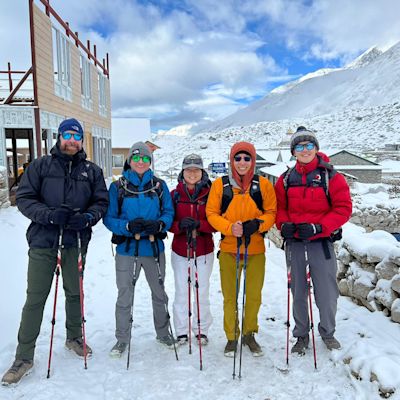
[16,246,87,361]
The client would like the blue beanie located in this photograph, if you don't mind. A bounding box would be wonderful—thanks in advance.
[58,118,84,140]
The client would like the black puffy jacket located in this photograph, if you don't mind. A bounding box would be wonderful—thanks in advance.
[16,144,109,249]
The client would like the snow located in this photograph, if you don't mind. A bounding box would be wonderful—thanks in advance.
[1,206,400,399]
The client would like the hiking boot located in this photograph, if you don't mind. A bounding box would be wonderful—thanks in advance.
[65,338,93,358]
[242,333,263,357]
[177,335,188,345]
[109,341,128,358]
[157,334,176,349]
[291,335,309,355]
[224,340,238,357]
[195,334,209,346]
[1,359,33,386]
[322,336,341,351]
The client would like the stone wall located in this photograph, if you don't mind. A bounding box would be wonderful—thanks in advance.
[337,229,400,324]
[0,166,10,208]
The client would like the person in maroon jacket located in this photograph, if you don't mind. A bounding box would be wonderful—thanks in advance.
[275,126,352,354]
[169,154,215,346]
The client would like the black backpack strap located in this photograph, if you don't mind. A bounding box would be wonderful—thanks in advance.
[249,174,264,212]
[221,175,233,214]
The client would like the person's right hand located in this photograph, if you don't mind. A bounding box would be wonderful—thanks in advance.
[231,221,243,237]
[49,206,74,226]
[127,218,145,234]
[281,222,296,239]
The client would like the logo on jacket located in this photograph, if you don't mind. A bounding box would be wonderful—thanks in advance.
[81,172,88,178]
[312,174,322,187]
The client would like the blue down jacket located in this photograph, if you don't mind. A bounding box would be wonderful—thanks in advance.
[103,168,174,257]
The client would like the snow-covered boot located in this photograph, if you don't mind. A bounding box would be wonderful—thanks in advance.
[322,336,341,350]
[65,337,93,358]
[1,359,33,386]
[291,335,309,355]
[109,341,128,358]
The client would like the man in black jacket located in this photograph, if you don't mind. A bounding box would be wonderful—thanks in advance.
[1,118,108,386]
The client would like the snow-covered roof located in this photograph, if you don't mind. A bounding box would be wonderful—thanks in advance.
[260,161,295,177]
[335,165,382,170]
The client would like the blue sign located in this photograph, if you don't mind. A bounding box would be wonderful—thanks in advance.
[209,162,227,173]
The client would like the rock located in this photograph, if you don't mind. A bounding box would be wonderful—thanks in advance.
[372,279,397,309]
[338,279,351,297]
[391,298,400,323]
[376,260,399,281]
[337,247,352,265]
[391,274,400,294]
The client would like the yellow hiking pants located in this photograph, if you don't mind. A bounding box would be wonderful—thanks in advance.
[219,251,266,340]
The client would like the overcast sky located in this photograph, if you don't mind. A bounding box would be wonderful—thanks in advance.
[1,0,400,132]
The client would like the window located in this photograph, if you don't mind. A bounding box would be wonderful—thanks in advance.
[80,56,93,110]
[98,73,108,117]
[112,154,124,168]
[52,27,72,101]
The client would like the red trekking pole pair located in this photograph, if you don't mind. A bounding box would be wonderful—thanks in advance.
[47,230,88,377]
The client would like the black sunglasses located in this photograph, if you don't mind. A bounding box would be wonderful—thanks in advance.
[234,155,251,162]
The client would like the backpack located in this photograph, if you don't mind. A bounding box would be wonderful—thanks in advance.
[282,160,342,242]
[111,175,165,245]
[221,174,264,214]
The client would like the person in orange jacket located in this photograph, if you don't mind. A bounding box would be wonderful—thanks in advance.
[206,142,276,357]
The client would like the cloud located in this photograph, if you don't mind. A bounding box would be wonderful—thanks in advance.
[1,0,399,131]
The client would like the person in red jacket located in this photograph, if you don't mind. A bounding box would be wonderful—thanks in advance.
[275,126,352,354]
[169,154,215,346]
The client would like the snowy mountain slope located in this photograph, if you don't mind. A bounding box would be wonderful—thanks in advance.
[153,101,400,177]
[201,42,400,131]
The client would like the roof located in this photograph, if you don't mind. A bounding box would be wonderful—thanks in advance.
[260,161,295,177]
[327,149,380,165]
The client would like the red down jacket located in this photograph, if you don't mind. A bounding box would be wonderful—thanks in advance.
[275,153,352,240]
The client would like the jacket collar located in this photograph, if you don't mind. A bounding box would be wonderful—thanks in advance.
[123,168,153,187]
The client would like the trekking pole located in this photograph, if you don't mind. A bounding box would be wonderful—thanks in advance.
[238,235,250,379]
[149,235,179,361]
[305,241,317,369]
[232,236,242,380]
[192,230,203,371]
[285,240,292,366]
[127,234,140,370]
[47,228,63,379]
[186,229,193,355]
[76,231,88,369]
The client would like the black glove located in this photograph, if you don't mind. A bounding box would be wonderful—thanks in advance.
[49,207,74,226]
[127,218,145,234]
[143,220,164,235]
[67,213,92,230]
[281,222,296,239]
[179,217,200,232]
[242,219,260,237]
[297,223,322,240]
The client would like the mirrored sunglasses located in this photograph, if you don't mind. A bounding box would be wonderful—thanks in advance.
[183,157,202,166]
[234,155,251,162]
[131,154,151,163]
[294,142,315,152]
[61,132,83,141]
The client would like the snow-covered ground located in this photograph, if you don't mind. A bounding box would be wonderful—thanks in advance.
[1,206,400,400]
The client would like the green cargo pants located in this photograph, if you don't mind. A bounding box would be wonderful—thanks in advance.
[16,246,87,361]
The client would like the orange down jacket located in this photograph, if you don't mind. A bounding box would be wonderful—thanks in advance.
[206,176,277,255]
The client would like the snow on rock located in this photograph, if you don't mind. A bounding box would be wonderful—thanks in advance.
[0,166,10,208]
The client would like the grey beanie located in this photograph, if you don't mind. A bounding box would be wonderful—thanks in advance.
[127,141,152,163]
[182,154,204,170]
[290,126,319,154]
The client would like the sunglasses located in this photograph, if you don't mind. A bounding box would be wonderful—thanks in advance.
[61,132,83,141]
[294,142,315,152]
[131,154,151,163]
[234,155,251,162]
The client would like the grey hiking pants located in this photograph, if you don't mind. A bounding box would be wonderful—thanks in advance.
[114,252,170,342]
[286,240,339,339]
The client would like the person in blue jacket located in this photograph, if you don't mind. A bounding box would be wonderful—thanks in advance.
[104,142,175,357]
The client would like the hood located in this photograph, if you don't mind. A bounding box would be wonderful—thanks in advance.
[229,141,256,192]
